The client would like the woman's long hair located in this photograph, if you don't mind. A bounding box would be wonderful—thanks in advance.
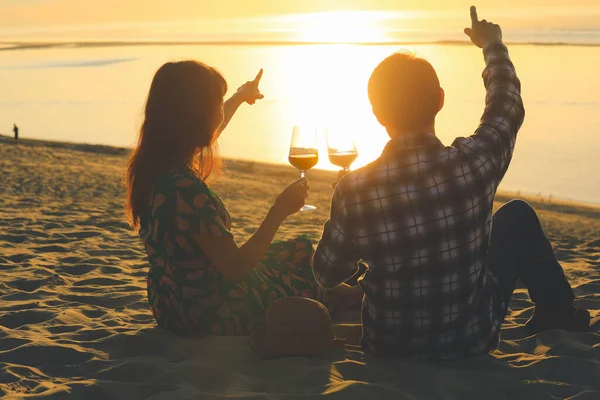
[125,61,227,229]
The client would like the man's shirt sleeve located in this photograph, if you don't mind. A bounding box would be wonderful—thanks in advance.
[452,42,525,183]
[312,184,359,289]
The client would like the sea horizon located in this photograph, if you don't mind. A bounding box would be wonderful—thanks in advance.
[5,38,600,51]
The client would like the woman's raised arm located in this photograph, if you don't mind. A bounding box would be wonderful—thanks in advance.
[217,69,264,135]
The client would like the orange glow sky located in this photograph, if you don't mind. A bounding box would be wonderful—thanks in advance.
[2,0,599,27]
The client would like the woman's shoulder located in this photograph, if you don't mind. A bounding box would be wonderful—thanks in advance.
[154,167,226,212]
[156,166,208,193]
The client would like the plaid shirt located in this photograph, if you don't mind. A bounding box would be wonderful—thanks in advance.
[313,42,525,360]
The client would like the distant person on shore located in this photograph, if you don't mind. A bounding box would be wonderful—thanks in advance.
[125,63,361,337]
[312,6,590,360]
[13,123,19,142]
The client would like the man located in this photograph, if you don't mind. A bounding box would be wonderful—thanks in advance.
[312,6,590,360]
[13,123,19,142]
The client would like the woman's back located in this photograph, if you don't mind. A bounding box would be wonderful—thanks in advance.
[139,166,331,336]
[140,166,232,334]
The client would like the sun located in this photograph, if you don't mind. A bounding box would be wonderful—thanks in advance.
[271,43,395,171]
[294,11,390,43]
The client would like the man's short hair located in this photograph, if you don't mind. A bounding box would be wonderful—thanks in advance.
[368,53,441,132]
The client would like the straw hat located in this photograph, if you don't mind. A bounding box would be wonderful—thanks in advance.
[251,297,345,359]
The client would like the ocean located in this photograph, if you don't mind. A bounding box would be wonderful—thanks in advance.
[2,10,600,204]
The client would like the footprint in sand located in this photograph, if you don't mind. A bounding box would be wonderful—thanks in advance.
[2,343,95,367]
[11,229,49,239]
[0,234,28,244]
[72,277,126,287]
[96,220,131,230]
[63,231,103,239]
[0,337,29,352]
[58,293,143,309]
[11,278,49,293]
[0,309,55,329]
[55,263,99,276]
[59,256,82,264]
[85,249,140,257]
[585,238,600,246]
[43,222,63,229]
[33,245,69,253]
[6,254,35,263]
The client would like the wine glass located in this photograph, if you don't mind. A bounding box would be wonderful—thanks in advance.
[326,127,358,172]
[288,126,318,211]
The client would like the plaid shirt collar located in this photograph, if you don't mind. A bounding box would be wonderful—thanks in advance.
[381,132,443,160]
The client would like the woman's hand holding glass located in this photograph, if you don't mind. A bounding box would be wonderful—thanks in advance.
[271,178,310,219]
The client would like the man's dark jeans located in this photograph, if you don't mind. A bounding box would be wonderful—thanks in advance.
[488,199,574,314]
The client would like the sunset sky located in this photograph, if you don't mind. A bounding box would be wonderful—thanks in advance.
[2,0,600,26]
[1,0,599,43]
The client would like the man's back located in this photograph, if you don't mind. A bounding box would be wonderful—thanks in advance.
[313,41,524,359]
[335,132,504,359]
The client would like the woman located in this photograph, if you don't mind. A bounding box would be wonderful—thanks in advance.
[125,61,359,336]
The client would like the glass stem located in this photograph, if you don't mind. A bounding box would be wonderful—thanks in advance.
[300,171,305,178]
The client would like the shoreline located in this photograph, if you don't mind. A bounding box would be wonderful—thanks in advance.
[3,39,600,52]
[2,133,599,211]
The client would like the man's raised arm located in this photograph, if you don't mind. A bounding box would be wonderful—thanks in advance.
[453,6,525,182]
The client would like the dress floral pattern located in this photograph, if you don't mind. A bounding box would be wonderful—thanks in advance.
[139,166,331,335]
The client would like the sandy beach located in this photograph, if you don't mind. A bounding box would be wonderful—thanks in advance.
[0,134,599,399]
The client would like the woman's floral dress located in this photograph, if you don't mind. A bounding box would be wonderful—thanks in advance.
[139,166,331,335]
